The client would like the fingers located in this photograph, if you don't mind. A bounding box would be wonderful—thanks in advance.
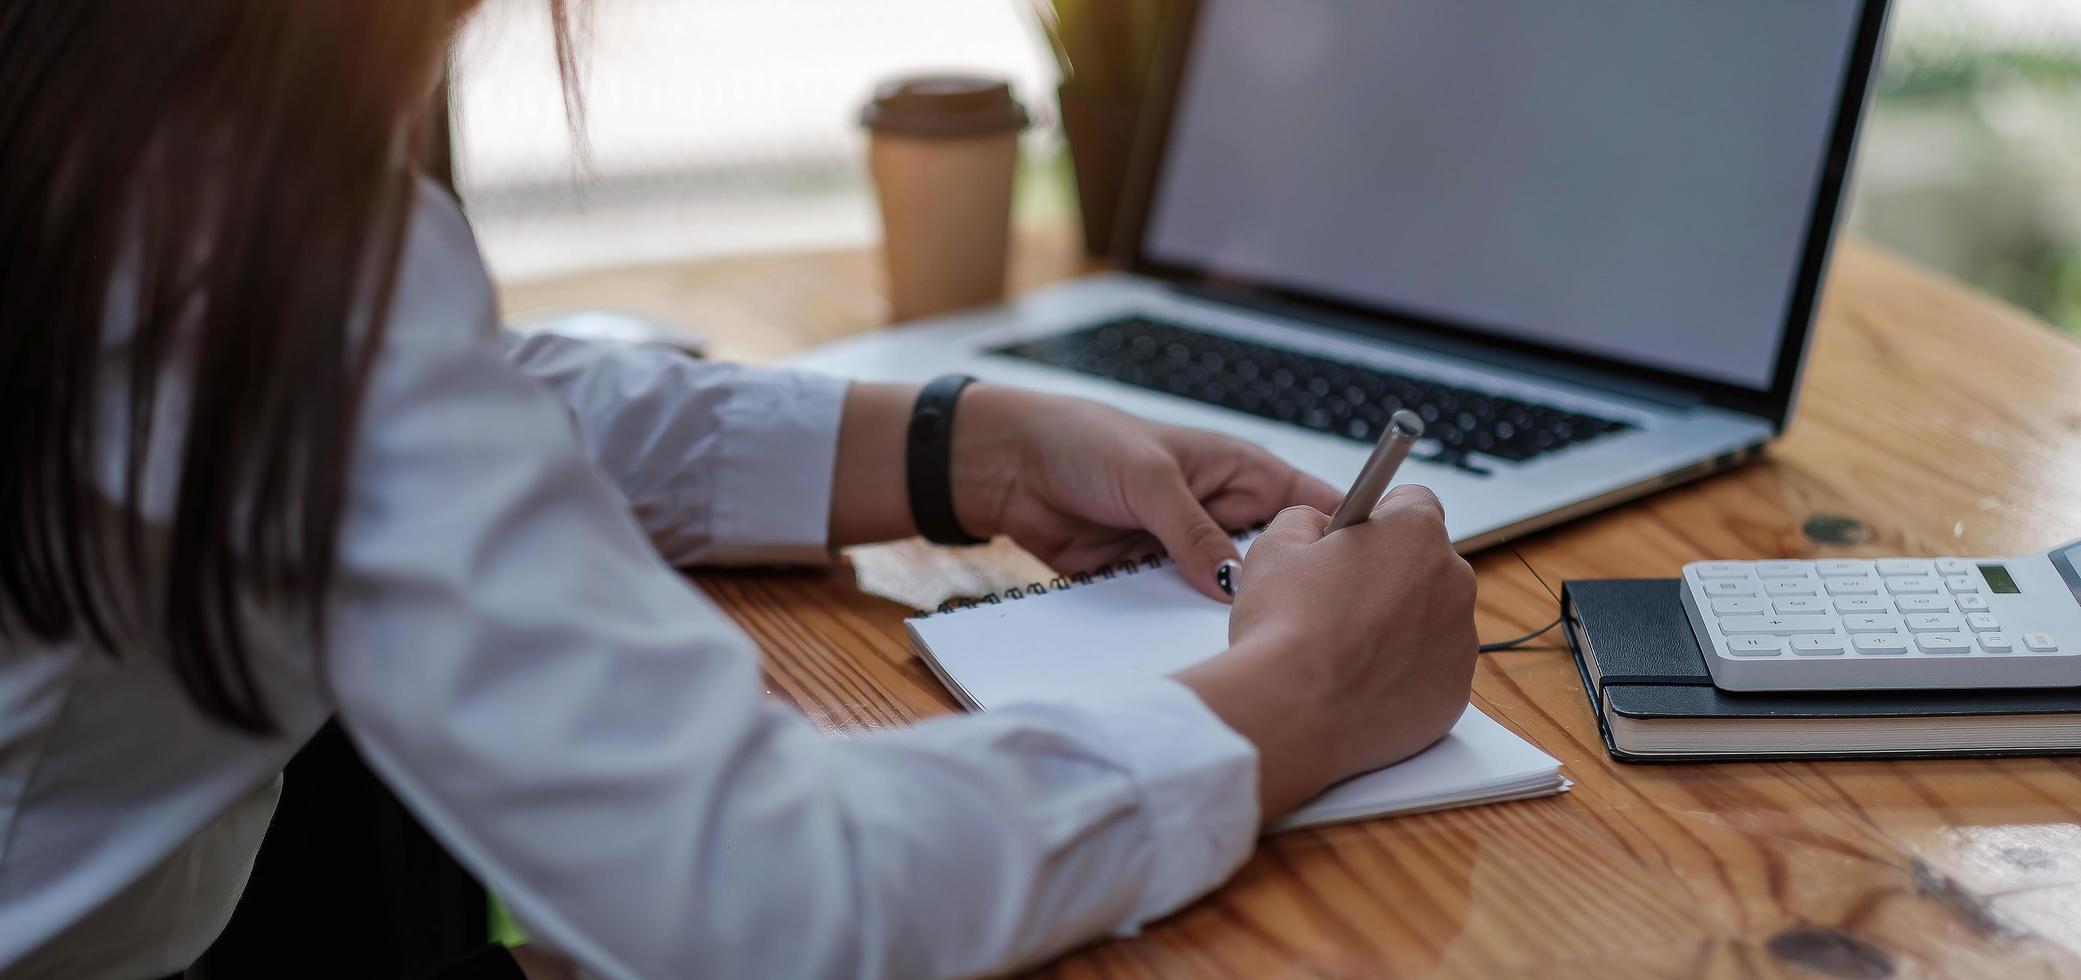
[1133,472,1246,603]
[1263,503,1332,540]
[1230,505,1329,598]
[1175,430,1341,519]
[1366,485,1457,556]
[1289,471,1343,514]
[1370,483,1445,524]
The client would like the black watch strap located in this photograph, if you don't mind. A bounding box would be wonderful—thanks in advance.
[906,374,987,546]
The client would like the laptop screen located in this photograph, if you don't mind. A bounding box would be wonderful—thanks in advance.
[1140,0,1868,391]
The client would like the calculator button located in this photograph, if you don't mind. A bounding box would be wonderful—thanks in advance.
[1957,594,1990,611]
[2025,633,2060,653]
[1853,633,1910,654]
[1878,559,1934,576]
[1825,577,1879,595]
[1844,614,1903,633]
[1966,613,2001,632]
[1914,633,1972,655]
[1935,558,1975,574]
[1817,560,1875,577]
[1772,597,1828,615]
[1763,578,1817,596]
[1720,615,1838,635]
[1884,576,1941,595]
[1905,613,1965,633]
[1894,595,1952,613]
[1693,562,1751,578]
[1979,632,2014,653]
[1791,634,1847,656]
[1833,596,1887,613]
[1711,597,1767,615]
[1724,636,1786,657]
[1944,575,1981,594]
[1755,561,1811,579]
[1705,580,1756,597]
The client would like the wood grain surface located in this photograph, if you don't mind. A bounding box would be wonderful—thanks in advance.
[501,228,2081,979]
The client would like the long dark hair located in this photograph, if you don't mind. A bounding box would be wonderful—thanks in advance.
[0,1,581,733]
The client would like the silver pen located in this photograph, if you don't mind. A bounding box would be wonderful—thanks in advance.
[1324,409,1425,534]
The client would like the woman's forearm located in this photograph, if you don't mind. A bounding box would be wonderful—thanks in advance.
[828,381,923,548]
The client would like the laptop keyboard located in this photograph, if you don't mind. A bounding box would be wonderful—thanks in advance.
[989,316,1634,471]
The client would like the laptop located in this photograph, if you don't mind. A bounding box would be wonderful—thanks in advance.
[794,0,1893,551]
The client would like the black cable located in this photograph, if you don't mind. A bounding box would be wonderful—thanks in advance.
[1479,616,1561,652]
[1477,538,1565,653]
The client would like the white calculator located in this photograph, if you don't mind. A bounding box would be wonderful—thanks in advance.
[1681,538,2081,692]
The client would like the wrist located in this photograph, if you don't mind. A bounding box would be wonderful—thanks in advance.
[1174,636,1338,820]
[828,382,923,548]
[946,382,1027,540]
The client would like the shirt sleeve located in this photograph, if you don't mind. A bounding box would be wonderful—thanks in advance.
[499,330,849,567]
[319,182,1262,980]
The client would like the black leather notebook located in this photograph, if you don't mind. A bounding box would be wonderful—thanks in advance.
[1562,579,2081,763]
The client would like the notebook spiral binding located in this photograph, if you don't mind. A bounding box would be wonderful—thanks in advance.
[925,554,1171,617]
[921,529,1260,617]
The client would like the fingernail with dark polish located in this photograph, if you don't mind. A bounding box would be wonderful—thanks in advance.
[1216,559,1241,597]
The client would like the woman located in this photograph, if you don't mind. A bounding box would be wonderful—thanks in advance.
[0,2,1479,978]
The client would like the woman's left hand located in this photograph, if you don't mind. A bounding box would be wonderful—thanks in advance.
[950,384,1342,602]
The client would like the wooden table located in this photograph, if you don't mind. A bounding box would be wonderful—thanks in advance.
[503,228,2081,979]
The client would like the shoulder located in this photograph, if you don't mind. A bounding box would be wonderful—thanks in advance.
[378,177,501,360]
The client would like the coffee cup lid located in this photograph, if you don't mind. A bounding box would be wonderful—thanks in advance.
[860,75,1030,139]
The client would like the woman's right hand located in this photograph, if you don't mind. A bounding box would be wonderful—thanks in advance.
[1175,486,1479,819]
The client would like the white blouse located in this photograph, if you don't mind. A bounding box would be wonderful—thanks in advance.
[0,182,1260,980]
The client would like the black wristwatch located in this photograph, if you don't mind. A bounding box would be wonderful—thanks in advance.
[906,374,987,546]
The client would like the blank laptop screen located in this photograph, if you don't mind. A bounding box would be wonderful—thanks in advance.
[1142,0,1867,390]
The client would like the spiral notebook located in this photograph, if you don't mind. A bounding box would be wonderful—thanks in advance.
[907,541,1568,831]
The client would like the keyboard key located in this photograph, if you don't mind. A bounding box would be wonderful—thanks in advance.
[1915,632,1972,655]
[1755,561,1811,579]
[1833,596,1887,613]
[1966,613,2001,632]
[1763,578,1817,596]
[1883,576,1940,595]
[1853,633,1910,654]
[1957,594,1990,612]
[1772,597,1828,615]
[1894,595,1953,613]
[1878,559,1934,576]
[1720,615,1838,635]
[1816,560,1875,577]
[1979,632,2014,653]
[2025,632,2060,653]
[993,317,1633,468]
[1693,562,1751,579]
[1905,613,1965,633]
[1935,558,1975,574]
[1844,614,1903,633]
[1791,634,1847,656]
[1944,575,1982,594]
[1724,636,1786,657]
[1705,580,1756,597]
[1711,597,1767,615]
[1825,577,1879,595]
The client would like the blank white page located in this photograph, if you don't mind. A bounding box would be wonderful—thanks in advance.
[907,552,1563,830]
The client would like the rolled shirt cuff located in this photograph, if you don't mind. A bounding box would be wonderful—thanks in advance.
[695,368,851,566]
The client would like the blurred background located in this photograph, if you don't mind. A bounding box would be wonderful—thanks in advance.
[452,0,2081,335]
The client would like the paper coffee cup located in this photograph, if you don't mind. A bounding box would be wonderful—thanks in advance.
[861,75,1030,322]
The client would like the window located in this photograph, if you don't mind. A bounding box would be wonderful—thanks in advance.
[453,0,1059,280]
